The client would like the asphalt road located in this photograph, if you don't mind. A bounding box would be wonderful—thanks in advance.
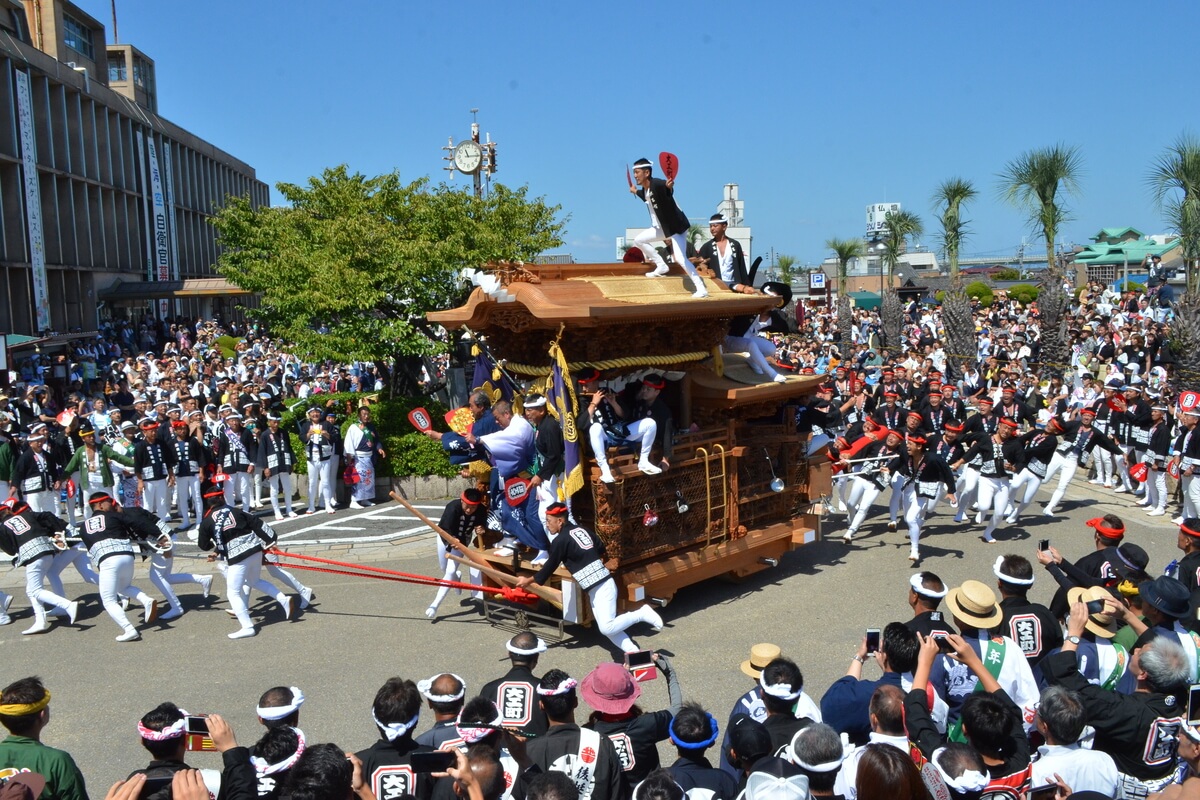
[0,478,1181,793]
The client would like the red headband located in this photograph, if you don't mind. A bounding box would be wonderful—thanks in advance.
[907,435,927,445]
[643,377,666,390]
[1182,523,1200,539]
[1080,408,1097,417]
[945,423,964,432]
[999,418,1018,428]
[1086,517,1124,540]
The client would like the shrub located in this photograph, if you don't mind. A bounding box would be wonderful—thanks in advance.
[995,268,1021,280]
[214,335,241,359]
[934,290,945,303]
[279,392,457,479]
[1116,281,1146,294]
[1007,283,1041,305]
[965,281,994,308]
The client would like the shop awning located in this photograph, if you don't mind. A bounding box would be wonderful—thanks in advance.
[99,277,251,301]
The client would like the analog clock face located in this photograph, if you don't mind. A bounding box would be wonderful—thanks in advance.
[454,141,483,174]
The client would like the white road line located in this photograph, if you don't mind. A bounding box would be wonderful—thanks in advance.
[308,525,366,531]
[275,505,412,538]
[283,524,431,546]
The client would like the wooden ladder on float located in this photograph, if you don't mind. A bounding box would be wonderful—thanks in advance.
[695,444,728,546]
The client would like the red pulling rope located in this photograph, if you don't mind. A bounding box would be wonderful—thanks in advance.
[266,549,538,604]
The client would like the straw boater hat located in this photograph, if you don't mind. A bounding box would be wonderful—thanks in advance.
[944,580,1003,628]
[1066,585,1120,639]
[741,643,782,679]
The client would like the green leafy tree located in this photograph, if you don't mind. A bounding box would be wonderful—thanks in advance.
[932,178,977,377]
[1147,135,1200,388]
[879,210,923,351]
[998,144,1082,373]
[776,254,797,286]
[211,166,565,395]
[687,222,709,251]
[826,237,864,350]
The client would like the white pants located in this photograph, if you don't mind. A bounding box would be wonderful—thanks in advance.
[142,478,170,520]
[24,489,56,515]
[98,554,150,633]
[175,475,202,528]
[975,476,1011,541]
[587,577,649,653]
[47,545,99,598]
[887,471,906,523]
[1185,474,1200,520]
[306,459,334,510]
[1146,465,1168,511]
[846,476,884,534]
[24,554,74,627]
[589,418,657,472]
[266,472,295,516]
[725,335,780,379]
[264,562,309,595]
[535,473,563,535]
[429,544,483,611]
[634,228,698,276]
[225,557,287,631]
[150,547,205,613]
[1007,468,1044,518]
[224,472,253,512]
[901,484,939,552]
[955,467,980,521]
[1095,448,1114,485]
[1115,447,1144,492]
[1044,452,1078,513]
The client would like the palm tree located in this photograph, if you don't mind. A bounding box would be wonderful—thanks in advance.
[776,254,797,286]
[933,178,977,284]
[932,178,978,378]
[1148,135,1200,387]
[826,238,864,352]
[879,210,923,352]
[998,144,1082,374]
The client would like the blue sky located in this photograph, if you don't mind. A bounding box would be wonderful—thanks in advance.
[81,0,1200,267]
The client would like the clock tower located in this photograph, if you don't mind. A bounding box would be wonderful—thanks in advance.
[443,109,498,198]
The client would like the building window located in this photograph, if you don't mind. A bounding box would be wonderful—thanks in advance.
[133,56,153,92]
[62,15,94,60]
[109,59,127,82]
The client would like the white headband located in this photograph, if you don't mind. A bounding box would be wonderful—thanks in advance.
[909,573,947,599]
[524,396,547,409]
[251,727,307,775]
[137,714,189,742]
[506,638,548,657]
[418,674,466,703]
[789,752,843,772]
[930,748,989,793]
[992,556,1034,586]
[456,710,504,744]
[256,687,305,721]
[372,711,420,741]
[536,678,578,696]
[758,673,802,701]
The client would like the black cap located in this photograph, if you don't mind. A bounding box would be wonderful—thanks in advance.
[727,714,771,764]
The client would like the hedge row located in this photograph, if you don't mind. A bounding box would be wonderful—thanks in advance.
[277,392,457,479]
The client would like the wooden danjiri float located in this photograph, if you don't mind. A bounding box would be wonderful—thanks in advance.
[424,260,832,632]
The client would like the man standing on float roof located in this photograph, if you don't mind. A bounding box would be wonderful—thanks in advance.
[629,157,708,299]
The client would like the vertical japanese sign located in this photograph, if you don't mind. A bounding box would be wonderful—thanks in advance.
[14,71,51,332]
[146,138,171,320]
[163,145,181,315]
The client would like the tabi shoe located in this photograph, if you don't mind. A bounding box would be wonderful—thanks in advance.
[1042,507,1056,517]
[638,460,662,476]
[1147,508,1166,516]
[349,499,364,509]
[772,373,789,383]
[424,606,437,619]
[598,466,616,484]
[1173,516,1184,524]
[531,551,549,566]
[300,587,315,609]
[65,601,79,625]
[690,277,709,299]
[909,548,920,562]
[280,597,294,621]
[1005,513,1019,525]
[0,613,10,626]
[326,501,336,514]
[228,626,257,639]
[887,521,898,532]
[1088,478,1103,485]
[645,264,669,278]
[642,606,664,632]
[22,621,51,635]
[116,628,141,642]
[142,598,159,624]
[1,594,11,616]
[200,575,214,599]
[159,607,183,621]
[1112,485,1127,494]
[274,513,285,521]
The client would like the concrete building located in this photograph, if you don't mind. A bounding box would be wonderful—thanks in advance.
[0,0,267,336]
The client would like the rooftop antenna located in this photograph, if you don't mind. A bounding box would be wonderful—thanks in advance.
[111,0,118,43]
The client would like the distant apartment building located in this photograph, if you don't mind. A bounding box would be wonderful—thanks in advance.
[0,0,268,336]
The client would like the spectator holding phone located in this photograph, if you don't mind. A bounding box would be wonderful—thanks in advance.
[820,623,918,746]
[127,703,221,800]
[581,655,681,786]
